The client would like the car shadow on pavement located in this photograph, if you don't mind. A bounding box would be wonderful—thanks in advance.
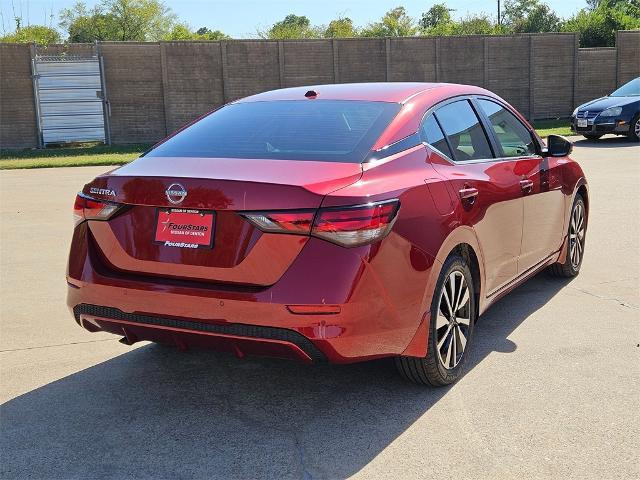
[1,273,572,479]
[572,136,639,148]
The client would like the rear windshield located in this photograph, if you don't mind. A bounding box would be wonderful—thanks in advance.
[146,100,401,163]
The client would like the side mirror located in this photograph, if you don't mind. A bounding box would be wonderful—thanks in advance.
[543,134,573,157]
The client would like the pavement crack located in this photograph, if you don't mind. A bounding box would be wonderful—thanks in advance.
[0,338,118,353]
[568,286,638,310]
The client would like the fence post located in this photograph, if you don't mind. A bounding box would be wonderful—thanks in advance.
[159,42,170,136]
[29,43,43,148]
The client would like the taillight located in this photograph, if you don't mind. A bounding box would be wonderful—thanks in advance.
[241,210,315,234]
[312,200,400,247]
[242,199,400,247]
[73,193,121,226]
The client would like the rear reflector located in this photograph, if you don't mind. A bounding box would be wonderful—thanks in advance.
[73,193,121,226]
[242,199,399,247]
[286,305,341,315]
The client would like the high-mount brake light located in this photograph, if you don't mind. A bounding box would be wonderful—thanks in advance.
[73,193,121,226]
[242,200,400,247]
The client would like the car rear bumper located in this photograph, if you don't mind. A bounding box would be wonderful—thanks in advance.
[67,224,436,364]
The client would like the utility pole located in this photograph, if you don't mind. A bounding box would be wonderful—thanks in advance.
[498,0,501,26]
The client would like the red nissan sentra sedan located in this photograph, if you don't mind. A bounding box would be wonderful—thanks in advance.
[68,83,588,386]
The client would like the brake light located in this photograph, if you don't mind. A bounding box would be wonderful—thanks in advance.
[73,193,121,226]
[313,201,400,247]
[242,200,399,247]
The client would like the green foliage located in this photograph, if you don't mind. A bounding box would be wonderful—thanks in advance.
[451,14,501,35]
[360,7,418,37]
[195,27,230,40]
[59,0,178,41]
[259,14,322,39]
[163,24,230,40]
[0,25,61,44]
[419,4,453,31]
[324,17,357,38]
[504,0,562,32]
[563,0,640,47]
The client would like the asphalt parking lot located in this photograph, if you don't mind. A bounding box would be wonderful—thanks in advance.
[1,137,638,479]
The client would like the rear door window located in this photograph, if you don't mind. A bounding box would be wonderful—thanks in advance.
[477,99,537,157]
[146,100,401,163]
[420,114,453,159]
[434,100,494,162]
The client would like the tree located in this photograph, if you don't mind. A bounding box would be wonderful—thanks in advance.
[324,17,357,38]
[259,14,322,39]
[563,0,640,46]
[450,14,499,34]
[0,25,61,44]
[503,0,561,32]
[195,27,229,40]
[59,0,177,42]
[360,6,418,37]
[162,24,230,40]
[419,3,453,31]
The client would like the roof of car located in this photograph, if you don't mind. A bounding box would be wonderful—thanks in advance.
[235,82,452,104]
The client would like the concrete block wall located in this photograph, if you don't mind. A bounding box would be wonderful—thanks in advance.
[0,43,39,149]
[281,40,334,87]
[161,42,224,134]
[616,31,640,85]
[575,48,617,106]
[335,38,386,83]
[437,36,485,87]
[486,35,532,118]
[531,33,577,119]
[100,42,166,144]
[223,40,280,101]
[1,31,639,149]
[388,37,437,83]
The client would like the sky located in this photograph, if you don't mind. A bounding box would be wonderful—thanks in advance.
[1,0,590,38]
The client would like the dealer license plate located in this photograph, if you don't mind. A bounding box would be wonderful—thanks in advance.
[154,208,215,249]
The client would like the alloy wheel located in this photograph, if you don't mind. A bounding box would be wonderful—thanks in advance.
[635,118,640,139]
[569,202,586,268]
[435,271,471,369]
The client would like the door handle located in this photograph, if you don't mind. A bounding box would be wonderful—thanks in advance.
[520,179,534,193]
[459,187,479,203]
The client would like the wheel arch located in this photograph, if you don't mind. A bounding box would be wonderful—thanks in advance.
[401,226,486,357]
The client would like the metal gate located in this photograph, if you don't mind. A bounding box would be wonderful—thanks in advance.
[31,55,109,146]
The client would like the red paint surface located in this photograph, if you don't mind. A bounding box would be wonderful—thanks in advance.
[67,83,587,363]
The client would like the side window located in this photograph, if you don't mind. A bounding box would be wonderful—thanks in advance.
[434,100,494,162]
[420,114,453,159]
[477,99,537,157]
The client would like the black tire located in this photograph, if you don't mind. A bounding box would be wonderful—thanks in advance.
[395,255,476,386]
[627,113,640,142]
[582,134,602,140]
[548,194,587,278]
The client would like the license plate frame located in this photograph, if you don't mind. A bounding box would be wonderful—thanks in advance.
[154,208,215,249]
